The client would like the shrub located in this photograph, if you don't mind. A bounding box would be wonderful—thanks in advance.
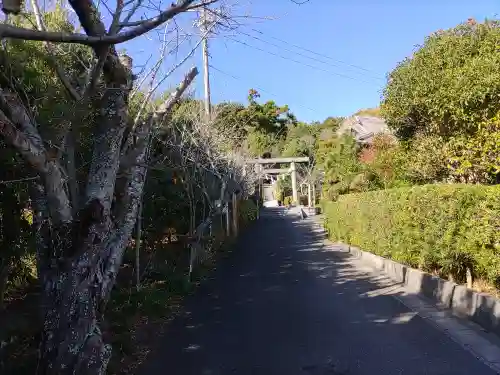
[239,199,258,224]
[349,171,380,192]
[321,134,361,186]
[323,184,500,289]
[445,115,500,184]
[283,196,293,206]
[364,134,411,188]
[404,134,449,184]
[299,195,308,206]
[382,19,500,139]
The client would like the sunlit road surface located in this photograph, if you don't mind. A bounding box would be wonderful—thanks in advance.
[141,208,497,375]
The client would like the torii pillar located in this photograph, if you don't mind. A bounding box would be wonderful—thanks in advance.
[247,156,309,206]
[290,161,298,204]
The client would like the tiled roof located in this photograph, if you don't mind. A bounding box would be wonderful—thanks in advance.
[337,116,391,144]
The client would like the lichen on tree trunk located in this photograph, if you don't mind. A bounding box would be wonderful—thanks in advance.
[35,86,133,374]
[35,199,111,375]
[32,68,198,375]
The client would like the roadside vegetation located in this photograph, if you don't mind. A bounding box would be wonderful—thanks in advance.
[319,19,500,294]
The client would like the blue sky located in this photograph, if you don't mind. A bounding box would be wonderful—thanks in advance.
[124,0,499,123]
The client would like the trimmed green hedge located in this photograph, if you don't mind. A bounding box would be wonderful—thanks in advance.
[322,184,500,288]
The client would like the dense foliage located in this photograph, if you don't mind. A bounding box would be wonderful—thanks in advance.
[382,19,500,139]
[445,115,500,184]
[380,19,500,185]
[319,19,500,290]
[322,184,500,289]
[238,199,258,224]
[213,89,298,157]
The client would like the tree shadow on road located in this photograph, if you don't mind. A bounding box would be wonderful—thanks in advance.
[139,211,494,375]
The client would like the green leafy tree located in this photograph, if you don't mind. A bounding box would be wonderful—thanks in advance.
[212,102,249,151]
[382,19,500,139]
[281,122,318,159]
[246,89,296,136]
[364,134,410,189]
[320,135,364,198]
[445,114,500,184]
[404,134,449,184]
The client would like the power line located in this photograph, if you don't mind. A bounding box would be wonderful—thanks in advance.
[235,29,383,82]
[208,64,317,113]
[224,36,380,85]
[247,27,381,76]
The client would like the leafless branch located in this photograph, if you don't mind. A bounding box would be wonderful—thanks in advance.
[0,0,215,46]
[104,66,199,297]
[0,93,72,223]
[30,0,81,101]
[0,176,39,184]
[118,0,145,30]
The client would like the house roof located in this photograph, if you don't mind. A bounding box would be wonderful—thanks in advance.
[337,116,391,144]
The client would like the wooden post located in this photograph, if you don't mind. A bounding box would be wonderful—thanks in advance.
[225,200,231,237]
[134,199,142,290]
[232,192,238,237]
[308,183,312,208]
[256,180,260,220]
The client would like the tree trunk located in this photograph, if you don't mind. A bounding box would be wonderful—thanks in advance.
[35,206,112,375]
[0,261,10,310]
[135,199,142,290]
[0,64,198,375]
[36,67,198,374]
[34,76,131,374]
[0,183,23,311]
[35,164,150,374]
[232,192,238,237]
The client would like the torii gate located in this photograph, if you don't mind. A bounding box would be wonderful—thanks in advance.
[247,156,309,204]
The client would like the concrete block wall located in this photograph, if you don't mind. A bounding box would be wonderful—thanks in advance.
[344,244,500,337]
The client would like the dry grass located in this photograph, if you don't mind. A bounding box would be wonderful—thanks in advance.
[472,279,500,298]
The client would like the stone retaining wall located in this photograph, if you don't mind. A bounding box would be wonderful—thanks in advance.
[347,244,500,337]
[310,217,500,338]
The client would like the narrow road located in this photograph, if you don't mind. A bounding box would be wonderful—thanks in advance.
[141,208,497,375]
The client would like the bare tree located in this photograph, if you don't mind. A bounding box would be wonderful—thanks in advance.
[0,0,211,373]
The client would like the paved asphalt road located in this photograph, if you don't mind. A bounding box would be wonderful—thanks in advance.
[141,208,497,375]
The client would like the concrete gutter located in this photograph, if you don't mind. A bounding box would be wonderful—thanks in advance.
[350,246,500,337]
[345,245,500,337]
[310,219,500,338]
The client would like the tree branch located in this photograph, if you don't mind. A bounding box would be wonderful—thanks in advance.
[0,0,206,46]
[118,0,219,28]
[120,66,199,168]
[0,102,72,223]
[0,89,44,152]
[0,110,45,170]
[103,66,198,299]
[30,0,81,101]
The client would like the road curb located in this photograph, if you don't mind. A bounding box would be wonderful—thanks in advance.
[308,218,500,340]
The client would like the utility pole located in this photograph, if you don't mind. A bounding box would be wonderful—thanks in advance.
[201,6,211,119]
